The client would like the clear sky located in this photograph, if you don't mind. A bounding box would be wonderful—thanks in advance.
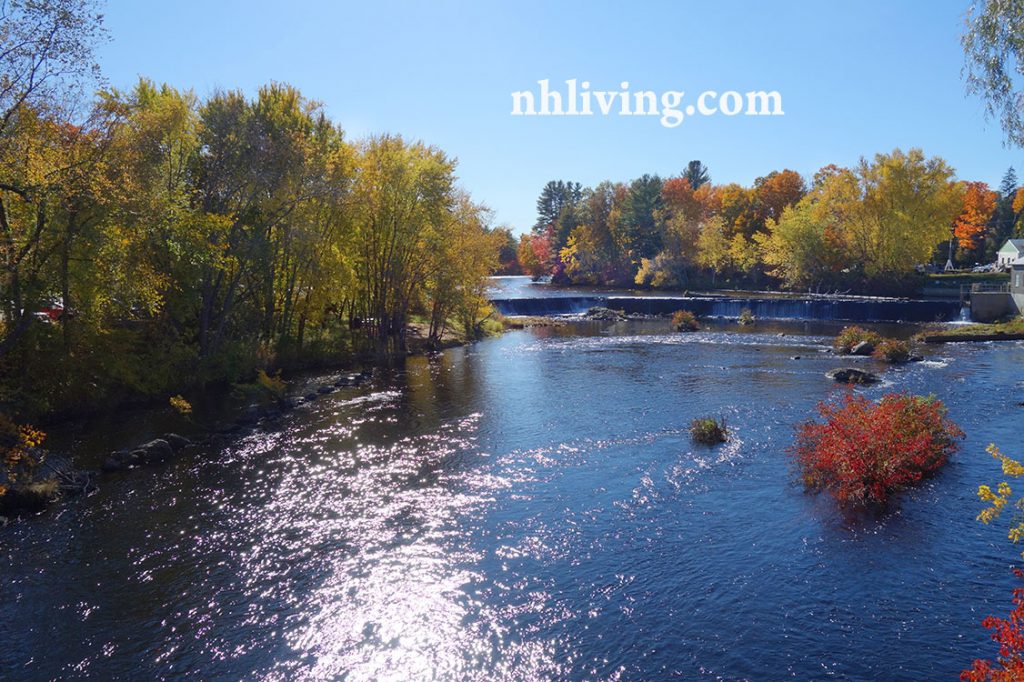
[98,0,1018,234]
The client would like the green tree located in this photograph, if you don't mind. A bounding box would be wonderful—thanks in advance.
[0,0,107,362]
[533,179,582,234]
[963,0,1024,146]
[683,160,710,189]
[350,134,455,356]
[696,216,732,281]
[492,227,520,275]
[756,198,845,290]
[986,166,1018,260]
[423,193,500,346]
[618,173,664,265]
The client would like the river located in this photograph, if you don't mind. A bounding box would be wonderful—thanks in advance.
[1,279,1022,679]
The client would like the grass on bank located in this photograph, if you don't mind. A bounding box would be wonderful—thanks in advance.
[920,316,1024,341]
[924,272,1010,284]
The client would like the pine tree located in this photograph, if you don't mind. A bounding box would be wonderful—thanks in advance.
[986,166,1018,260]
[683,160,710,190]
[533,180,582,244]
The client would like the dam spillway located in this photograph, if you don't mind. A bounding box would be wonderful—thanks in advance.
[489,295,961,323]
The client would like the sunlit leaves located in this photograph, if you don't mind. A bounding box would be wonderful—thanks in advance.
[792,392,963,506]
[955,181,998,252]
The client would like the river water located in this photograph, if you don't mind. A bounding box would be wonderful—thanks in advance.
[2,284,1023,680]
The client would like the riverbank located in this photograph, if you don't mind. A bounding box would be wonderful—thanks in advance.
[1,320,507,517]
[918,317,1024,343]
[0,366,379,517]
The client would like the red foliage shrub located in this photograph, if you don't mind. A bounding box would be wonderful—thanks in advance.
[792,392,963,505]
[962,569,1024,681]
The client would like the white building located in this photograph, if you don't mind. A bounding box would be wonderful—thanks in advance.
[997,239,1024,269]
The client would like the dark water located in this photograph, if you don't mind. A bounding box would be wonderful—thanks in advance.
[2,318,1023,680]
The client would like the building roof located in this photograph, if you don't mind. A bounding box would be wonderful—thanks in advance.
[1000,239,1024,253]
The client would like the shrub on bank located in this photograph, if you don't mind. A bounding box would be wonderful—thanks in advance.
[169,395,192,416]
[833,325,882,354]
[965,445,1024,680]
[962,568,1024,681]
[672,310,700,332]
[690,416,728,445]
[873,338,911,363]
[0,415,55,514]
[792,392,963,505]
[0,415,45,495]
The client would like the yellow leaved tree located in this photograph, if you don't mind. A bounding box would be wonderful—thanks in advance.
[977,444,1024,553]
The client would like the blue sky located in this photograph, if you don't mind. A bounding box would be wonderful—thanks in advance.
[99,0,1018,234]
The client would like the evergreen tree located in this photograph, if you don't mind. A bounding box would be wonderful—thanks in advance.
[683,160,710,190]
[986,166,1018,260]
[620,174,665,263]
[533,180,582,233]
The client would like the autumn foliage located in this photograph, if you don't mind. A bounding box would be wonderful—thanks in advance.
[873,338,912,363]
[833,325,882,354]
[792,393,963,505]
[954,181,998,252]
[518,232,552,279]
[962,569,1024,681]
[671,309,700,331]
[0,414,46,497]
[967,446,1024,680]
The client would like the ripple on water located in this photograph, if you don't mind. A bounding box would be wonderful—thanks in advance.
[2,323,1023,680]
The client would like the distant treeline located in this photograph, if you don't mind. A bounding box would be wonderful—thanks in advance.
[509,156,1022,292]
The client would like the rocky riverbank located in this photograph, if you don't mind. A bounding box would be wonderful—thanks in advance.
[0,370,375,519]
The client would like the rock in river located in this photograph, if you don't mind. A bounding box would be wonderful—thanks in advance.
[849,341,875,356]
[163,433,192,451]
[826,367,880,384]
[584,306,626,321]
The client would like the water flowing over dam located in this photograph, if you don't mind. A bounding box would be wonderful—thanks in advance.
[490,294,961,322]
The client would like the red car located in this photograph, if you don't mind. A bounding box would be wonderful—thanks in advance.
[32,299,75,323]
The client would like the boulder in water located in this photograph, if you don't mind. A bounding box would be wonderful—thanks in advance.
[584,306,626,321]
[137,439,174,464]
[163,433,192,451]
[849,341,875,356]
[826,367,880,384]
[101,450,132,472]
[0,479,59,515]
